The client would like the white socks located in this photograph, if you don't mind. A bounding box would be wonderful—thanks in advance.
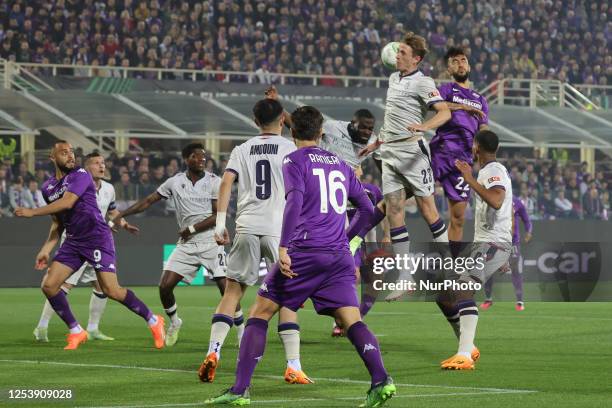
[87,290,108,331]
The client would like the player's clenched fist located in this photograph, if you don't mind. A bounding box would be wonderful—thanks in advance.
[14,207,34,218]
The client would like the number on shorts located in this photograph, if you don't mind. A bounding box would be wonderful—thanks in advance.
[255,159,271,200]
[455,177,470,195]
[93,249,102,262]
[217,253,225,267]
[421,168,433,184]
[312,168,347,214]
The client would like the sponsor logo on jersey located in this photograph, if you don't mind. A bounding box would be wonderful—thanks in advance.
[428,90,441,98]
[451,95,483,110]
[260,282,268,292]
[283,157,293,164]
[488,176,501,183]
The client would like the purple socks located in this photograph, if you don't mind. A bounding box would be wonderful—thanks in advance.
[47,290,79,329]
[231,318,269,394]
[346,321,388,387]
[121,289,153,321]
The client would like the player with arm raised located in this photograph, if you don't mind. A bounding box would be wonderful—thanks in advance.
[33,152,138,342]
[15,141,165,350]
[360,32,452,301]
[205,106,395,408]
[112,143,236,347]
[199,99,312,385]
[481,195,532,311]
[430,47,489,255]
[440,130,512,370]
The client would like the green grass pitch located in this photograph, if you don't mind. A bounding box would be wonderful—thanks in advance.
[0,286,610,407]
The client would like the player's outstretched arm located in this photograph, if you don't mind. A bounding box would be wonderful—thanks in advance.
[113,192,163,222]
[214,171,236,243]
[35,215,63,270]
[446,102,486,120]
[14,191,79,218]
[407,101,451,133]
[455,160,505,210]
[515,200,533,242]
[107,208,139,234]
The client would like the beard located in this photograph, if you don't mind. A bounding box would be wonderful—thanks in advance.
[57,161,75,173]
[452,71,470,82]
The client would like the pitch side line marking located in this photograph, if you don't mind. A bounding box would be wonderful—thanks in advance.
[75,391,537,408]
[0,359,537,394]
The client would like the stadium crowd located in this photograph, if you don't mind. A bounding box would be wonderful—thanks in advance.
[0,0,610,90]
[0,147,609,221]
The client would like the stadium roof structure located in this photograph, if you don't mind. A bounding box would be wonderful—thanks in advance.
[0,86,610,151]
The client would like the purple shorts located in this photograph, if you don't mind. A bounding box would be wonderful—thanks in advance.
[430,151,472,202]
[258,249,359,316]
[54,236,117,274]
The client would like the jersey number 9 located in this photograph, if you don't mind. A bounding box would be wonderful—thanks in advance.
[255,159,271,200]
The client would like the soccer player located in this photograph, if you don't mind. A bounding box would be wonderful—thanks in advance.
[15,141,165,350]
[204,106,395,407]
[264,86,387,334]
[430,47,489,256]
[440,130,512,370]
[112,143,237,347]
[33,152,138,342]
[360,32,452,301]
[200,99,311,385]
[481,195,533,311]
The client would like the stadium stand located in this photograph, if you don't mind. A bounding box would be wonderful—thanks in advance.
[0,0,609,90]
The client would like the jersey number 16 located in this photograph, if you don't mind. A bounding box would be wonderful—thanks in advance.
[312,168,347,214]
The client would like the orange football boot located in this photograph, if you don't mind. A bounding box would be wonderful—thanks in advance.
[198,352,218,383]
[441,347,480,366]
[64,330,88,350]
[441,354,475,370]
[149,315,166,349]
[284,367,314,384]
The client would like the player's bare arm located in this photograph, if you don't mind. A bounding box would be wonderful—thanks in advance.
[14,191,80,218]
[406,101,451,133]
[35,215,64,270]
[107,208,139,234]
[358,138,384,157]
[112,191,163,222]
[455,160,505,210]
[214,171,236,245]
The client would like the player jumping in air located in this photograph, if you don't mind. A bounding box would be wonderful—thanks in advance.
[199,99,312,385]
[430,47,489,256]
[481,195,532,311]
[112,143,237,347]
[15,141,165,350]
[440,130,512,370]
[361,32,452,301]
[33,152,138,342]
[205,106,395,407]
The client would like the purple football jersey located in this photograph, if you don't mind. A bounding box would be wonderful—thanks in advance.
[512,196,532,245]
[41,168,111,243]
[431,82,489,154]
[281,146,367,251]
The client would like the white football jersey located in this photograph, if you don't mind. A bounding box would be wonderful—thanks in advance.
[380,71,443,143]
[226,135,296,237]
[474,161,513,243]
[61,179,115,242]
[320,120,377,169]
[157,171,220,243]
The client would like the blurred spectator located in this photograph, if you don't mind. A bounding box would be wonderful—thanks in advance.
[9,176,34,209]
[554,189,574,218]
[114,172,137,202]
[539,189,556,220]
[583,184,605,220]
[25,179,45,208]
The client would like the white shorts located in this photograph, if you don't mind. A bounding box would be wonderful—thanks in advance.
[65,263,97,286]
[226,234,278,286]
[164,242,227,284]
[459,243,512,284]
[380,139,435,197]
